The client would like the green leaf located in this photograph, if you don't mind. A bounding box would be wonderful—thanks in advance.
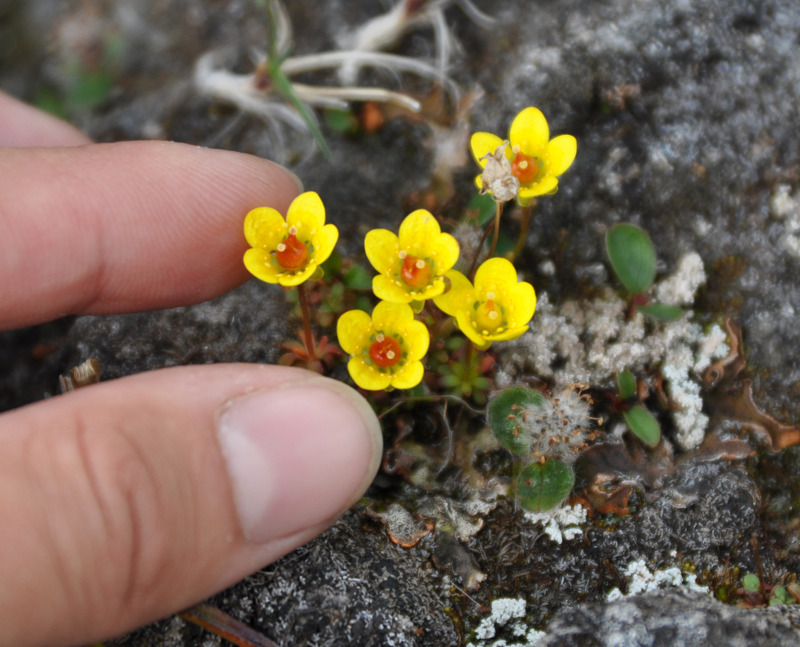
[66,71,113,109]
[742,573,761,592]
[324,108,358,134]
[487,386,543,455]
[271,67,332,161]
[343,265,372,290]
[637,303,684,321]
[263,0,332,161]
[622,405,661,447]
[354,296,373,312]
[618,370,637,400]
[606,223,656,295]
[517,459,575,512]
[467,192,497,227]
[34,88,68,119]
[771,586,792,605]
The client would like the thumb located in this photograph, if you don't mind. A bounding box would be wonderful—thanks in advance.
[0,364,382,647]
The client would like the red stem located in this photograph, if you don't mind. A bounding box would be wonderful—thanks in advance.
[297,282,316,360]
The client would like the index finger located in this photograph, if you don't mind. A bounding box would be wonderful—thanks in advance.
[0,141,300,330]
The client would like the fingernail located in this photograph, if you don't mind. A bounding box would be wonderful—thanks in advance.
[217,377,381,543]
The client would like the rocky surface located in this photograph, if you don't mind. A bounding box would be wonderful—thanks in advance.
[539,588,800,647]
[3,0,800,645]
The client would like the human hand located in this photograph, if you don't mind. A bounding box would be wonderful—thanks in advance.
[0,91,382,646]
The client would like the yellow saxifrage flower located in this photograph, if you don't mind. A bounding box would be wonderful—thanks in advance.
[338,301,429,390]
[365,210,460,304]
[471,106,577,205]
[243,191,338,287]
[434,257,536,350]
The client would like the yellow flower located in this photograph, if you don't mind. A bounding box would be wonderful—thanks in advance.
[471,106,577,205]
[337,301,429,390]
[243,191,338,287]
[433,257,536,350]
[365,209,460,304]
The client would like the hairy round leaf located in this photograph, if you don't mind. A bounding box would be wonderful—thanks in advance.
[487,386,543,455]
[517,459,575,512]
[606,223,656,295]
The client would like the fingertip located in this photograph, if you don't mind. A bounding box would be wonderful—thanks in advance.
[217,375,382,543]
[0,364,382,646]
[0,90,91,147]
[0,141,302,328]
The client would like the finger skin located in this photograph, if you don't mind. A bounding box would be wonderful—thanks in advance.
[0,91,91,147]
[0,142,299,330]
[0,364,382,646]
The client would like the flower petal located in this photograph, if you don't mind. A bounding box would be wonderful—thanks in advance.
[428,232,460,274]
[286,191,326,233]
[519,175,559,199]
[488,324,530,343]
[506,281,537,326]
[455,310,491,349]
[474,257,520,293]
[403,319,430,361]
[365,228,400,274]
[372,301,415,332]
[337,309,373,354]
[277,264,318,287]
[398,210,442,257]
[348,358,392,390]
[310,223,339,266]
[243,248,280,283]
[470,132,505,166]
[391,360,425,390]
[545,134,577,176]
[244,207,286,249]
[433,270,473,316]
[509,107,549,156]
[372,275,413,303]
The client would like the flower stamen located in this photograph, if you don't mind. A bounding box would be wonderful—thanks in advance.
[473,298,503,333]
[369,334,402,368]
[400,254,432,289]
[275,227,309,269]
[511,151,540,184]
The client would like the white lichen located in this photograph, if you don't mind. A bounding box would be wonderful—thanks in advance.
[472,598,527,641]
[654,252,706,306]
[771,184,800,259]
[605,559,710,601]
[523,504,587,544]
[499,252,728,450]
[467,597,546,647]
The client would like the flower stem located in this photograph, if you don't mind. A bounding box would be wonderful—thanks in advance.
[296,282,317,361]
[486,200,504,259]
[467,200,505,279]
[509,200,535,262]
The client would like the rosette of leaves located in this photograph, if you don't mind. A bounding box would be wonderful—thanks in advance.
[488,385,575,512]
[606,223,683,321]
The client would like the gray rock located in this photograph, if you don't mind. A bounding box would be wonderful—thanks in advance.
[539,588,800,647]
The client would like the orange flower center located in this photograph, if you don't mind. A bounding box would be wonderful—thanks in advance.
[275,228,309,270]
[473,294,503,334]
[400,253,432,289]
[511,149,540,185]
[369,334,402,368]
